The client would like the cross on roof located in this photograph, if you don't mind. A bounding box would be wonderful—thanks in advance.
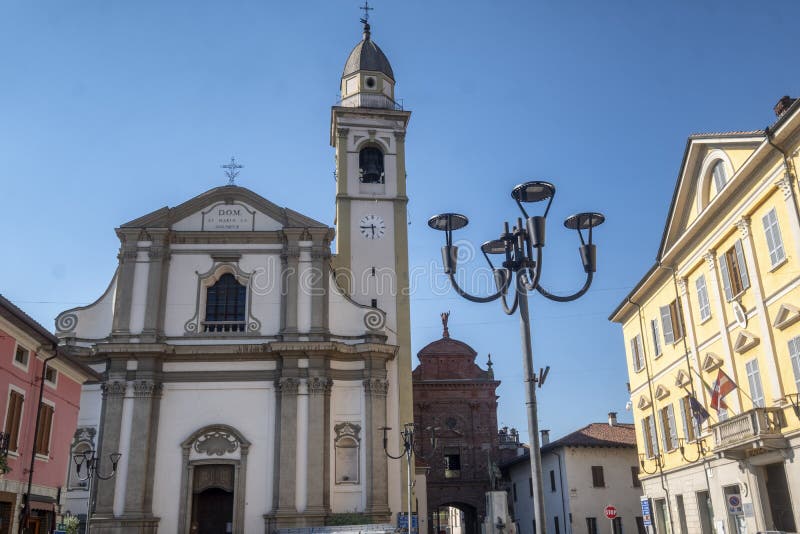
[221,157,243,185]
[360,0,373,23]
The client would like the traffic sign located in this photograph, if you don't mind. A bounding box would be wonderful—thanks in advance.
[604,505,618,519]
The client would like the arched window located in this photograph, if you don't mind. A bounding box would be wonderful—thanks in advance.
[204,273,246,332]
[712,161,728,195]
[359,146,384,184]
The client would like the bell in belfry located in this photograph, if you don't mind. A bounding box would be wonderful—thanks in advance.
[358,146,384,183]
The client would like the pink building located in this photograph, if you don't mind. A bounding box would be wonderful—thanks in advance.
[0,295,98,534]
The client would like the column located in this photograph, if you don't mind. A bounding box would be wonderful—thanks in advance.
[363,377,390,518]
[124,378,163,516]
[94,377,126,515]
[775,174,800,261]
[142,230,169,342]
[111,231,138,336]
[306,375,332,517]
[276,377,300,514]
[736,217,784,403]
[703,251,743,413]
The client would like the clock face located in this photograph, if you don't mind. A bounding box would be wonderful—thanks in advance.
[359,214,386,240]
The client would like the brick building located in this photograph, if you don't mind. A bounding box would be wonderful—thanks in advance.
[413,315,520,534]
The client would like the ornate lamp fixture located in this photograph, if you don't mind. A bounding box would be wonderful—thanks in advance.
[638,452,663,475]
[785,393,800,418]
[382,424,439,534]
[429,180,604,534]
[72,449,122,534]
[678,437,709,463]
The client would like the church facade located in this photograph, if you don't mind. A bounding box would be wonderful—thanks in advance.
[57,19,413,534]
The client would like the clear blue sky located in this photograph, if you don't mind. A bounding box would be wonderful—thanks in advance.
[2,0,798,441]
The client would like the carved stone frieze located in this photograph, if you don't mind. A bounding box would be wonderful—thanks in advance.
[363,378,389,397]
[194,430,239,456]
[72,426,97,448]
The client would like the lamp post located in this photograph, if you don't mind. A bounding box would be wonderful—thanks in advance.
[382,423,439,534]
[72,449,121,534]
[429,181,604,534]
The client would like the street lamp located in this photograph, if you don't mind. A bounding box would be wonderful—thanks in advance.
[429,180,604,534]
[382,423,439,534]
[72,449,122,534]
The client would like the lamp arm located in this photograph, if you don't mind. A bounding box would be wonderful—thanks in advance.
[500,282,519,315]
[518,247,544,292]
[96,469,117,481]
[74,471,91,482]
[384,444,406,460]
[447,271,507,303]
[536,271,594,302]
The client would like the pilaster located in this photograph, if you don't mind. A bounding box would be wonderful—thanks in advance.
[775,173,800,262]
[123,377,163,516]
[703,251,743,413]
[305,375,332,519]
[676,276,707,405]
[735,217,785,404]
[94,376,127,515]
[112,231,139,336]
[281,230,302,339]
[276,376,300,514]
[363,377,390,519]
[141,230,169,342]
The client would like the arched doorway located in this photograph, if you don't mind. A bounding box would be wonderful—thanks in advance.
[190,464,235,534]
[433,503,478,534]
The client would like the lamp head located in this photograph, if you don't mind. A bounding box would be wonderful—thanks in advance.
[480,240,506,255]
[110,452,122,466]
[511,181,555,203]
[427,213,469,232]
[564,212,605,230]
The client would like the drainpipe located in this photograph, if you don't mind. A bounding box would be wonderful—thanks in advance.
[628,298,675,530]
[20,345,58,534]
[765,127,800,236]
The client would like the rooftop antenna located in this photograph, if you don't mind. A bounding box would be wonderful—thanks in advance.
[221,157,243,185]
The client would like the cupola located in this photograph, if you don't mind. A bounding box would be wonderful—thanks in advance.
[340,20,398,110]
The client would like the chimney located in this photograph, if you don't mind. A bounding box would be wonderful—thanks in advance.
[608,412,618,427]
[540,429,550,446]
[774,95,796,118]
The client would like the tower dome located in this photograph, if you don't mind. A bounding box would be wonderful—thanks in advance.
[339,21,398,110]
[342,23,394,81]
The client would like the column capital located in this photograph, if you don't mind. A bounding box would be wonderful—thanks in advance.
[363,378,389,397]
[736,216,752,238]
[394,130,406,142]
[336,127,350,139]
[703,251,717,270]
[677,277,688,296]
[102,380,126,399]
[133,380,163,398]
[775,173,794,199]
[308,376,332,395]
[279,377,300,395]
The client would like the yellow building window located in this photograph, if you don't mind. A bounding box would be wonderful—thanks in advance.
[659,299,684,345]
[719,240,749,301]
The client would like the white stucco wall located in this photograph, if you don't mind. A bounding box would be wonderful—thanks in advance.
[151,381,275,533]
[330,380,366,512]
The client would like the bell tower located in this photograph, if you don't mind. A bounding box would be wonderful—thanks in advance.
[331,16,413,518]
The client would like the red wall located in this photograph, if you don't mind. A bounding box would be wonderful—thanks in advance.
[1,327,82,491]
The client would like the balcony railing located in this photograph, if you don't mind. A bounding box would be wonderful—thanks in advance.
[337,93,404,111]
[712,407,787,459]
[202,321,246,333]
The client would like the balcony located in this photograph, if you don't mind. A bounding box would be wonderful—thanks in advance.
[337,93,403,111]
[711,407,788,460]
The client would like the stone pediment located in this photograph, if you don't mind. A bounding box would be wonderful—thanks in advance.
[120,185,328,232]
[773,303,800,330]
[674,370,691,388]
[637,395,652,410]
[702,353,723,372]
[654,384,670,400]
[733,330,759,354]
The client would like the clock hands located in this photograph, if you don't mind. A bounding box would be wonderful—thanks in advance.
[360,224,377,238]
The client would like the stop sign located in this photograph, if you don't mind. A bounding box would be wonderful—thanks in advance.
[604,506,617,519]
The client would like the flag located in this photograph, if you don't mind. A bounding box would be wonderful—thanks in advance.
[688,395,710,425]
[710,370,737,411]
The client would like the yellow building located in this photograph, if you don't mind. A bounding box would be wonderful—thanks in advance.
[610,96,800,534]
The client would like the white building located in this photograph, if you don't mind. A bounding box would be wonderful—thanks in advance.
[58,17,414,534]
[502,414,644,534]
